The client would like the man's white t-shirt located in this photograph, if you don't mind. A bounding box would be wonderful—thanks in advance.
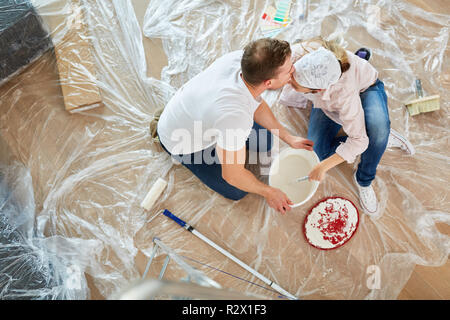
[157,50,262,155]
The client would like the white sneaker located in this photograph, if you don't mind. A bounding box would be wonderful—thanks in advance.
[353,172,378,216]
[387,129,415,155]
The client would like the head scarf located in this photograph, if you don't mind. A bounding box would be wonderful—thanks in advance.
[293,47,341,89]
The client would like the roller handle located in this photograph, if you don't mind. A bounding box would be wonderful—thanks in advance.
[163,209,187,228]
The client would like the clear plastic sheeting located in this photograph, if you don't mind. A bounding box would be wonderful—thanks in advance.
[0,161,101,299]
[0,0,448,299]
[0,0,53,86]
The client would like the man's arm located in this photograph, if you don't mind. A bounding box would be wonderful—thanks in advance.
[253,100,314,150]
[253,100,291,143]
[216,144,293,214]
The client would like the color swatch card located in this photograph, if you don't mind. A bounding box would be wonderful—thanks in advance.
[274,0,292,23]
[259,0,292,38]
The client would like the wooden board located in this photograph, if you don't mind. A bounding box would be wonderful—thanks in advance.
[54,0,102,113]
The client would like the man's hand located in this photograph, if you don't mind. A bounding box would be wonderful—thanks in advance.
[264,187,293,215]
[285,134,314,151]
[217,145,293,215]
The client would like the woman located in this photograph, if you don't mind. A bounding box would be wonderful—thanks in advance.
[280,37,415,216]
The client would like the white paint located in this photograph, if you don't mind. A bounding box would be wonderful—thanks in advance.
[268,148,320,207]
[270,155,313,203]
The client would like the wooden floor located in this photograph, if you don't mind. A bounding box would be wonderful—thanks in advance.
[48,0,450,301]
[132,0,450,300]
[397,223,450,299]
[0,0,447,300]
[385,0,450,300]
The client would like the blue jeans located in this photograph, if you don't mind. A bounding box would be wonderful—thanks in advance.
[158,122,273,200]
[307,79,390,187]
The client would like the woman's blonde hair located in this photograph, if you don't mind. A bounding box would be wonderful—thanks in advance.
[294,36,351,73]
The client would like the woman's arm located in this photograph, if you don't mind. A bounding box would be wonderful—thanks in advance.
[309,98,369,181]
[309,153,345,181]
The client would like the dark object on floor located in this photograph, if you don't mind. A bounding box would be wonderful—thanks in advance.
[0,0,53,84]
[0,167,62,300]
[355,47,371,61]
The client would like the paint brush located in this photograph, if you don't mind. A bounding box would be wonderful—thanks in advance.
[294,175,309,183]
[405,79,440,116]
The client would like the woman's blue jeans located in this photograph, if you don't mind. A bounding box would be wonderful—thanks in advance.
[307,79,391,187]
[158,122,273,200]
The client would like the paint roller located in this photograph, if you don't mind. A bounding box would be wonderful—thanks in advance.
[161,209,298,300]
[141,178,168,211]
[141,182,298,299]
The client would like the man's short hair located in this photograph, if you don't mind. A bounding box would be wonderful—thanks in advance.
[241,38,291,86]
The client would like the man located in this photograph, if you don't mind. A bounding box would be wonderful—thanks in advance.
[156,38,314,214]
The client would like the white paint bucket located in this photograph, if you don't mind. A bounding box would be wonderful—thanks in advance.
[268,148,320,208]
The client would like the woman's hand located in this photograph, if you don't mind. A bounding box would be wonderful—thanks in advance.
[288,73,304,92]
[309,154,345,182]
[308,162,328,182]
[285,134,314,151]
[288,74,323,94]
